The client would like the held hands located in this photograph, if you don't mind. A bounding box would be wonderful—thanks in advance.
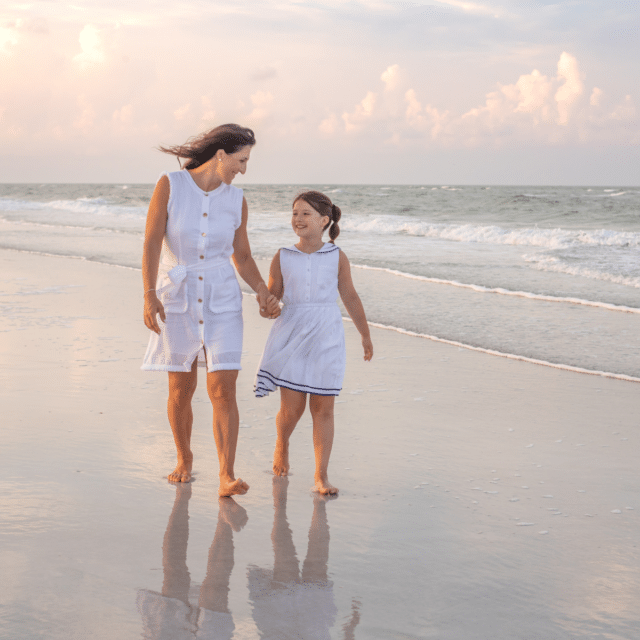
[144,291,165,334]
[256,284,281,319]
[362,336,374,361]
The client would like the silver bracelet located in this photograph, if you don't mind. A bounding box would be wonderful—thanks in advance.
[144,288,156,296]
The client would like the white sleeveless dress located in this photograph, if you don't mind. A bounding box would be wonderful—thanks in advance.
[142,170,244,373]
[254,243,346,397]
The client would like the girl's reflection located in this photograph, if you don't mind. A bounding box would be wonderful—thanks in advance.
[137,484,246,639]
[248,477,360,639]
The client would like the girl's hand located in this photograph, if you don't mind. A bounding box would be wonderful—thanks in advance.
[144,292,165,334]
[362,336,373,361]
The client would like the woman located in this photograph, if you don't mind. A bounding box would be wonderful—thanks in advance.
[141,123,278,496]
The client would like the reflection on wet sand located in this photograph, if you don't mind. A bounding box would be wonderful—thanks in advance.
[137,484,246,639]
[248,477,360,640]
[137,479,359,639]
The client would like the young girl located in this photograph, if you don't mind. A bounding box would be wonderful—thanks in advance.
[254,191,373,495]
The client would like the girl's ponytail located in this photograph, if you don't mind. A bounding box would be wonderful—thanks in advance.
[328,204,341,243]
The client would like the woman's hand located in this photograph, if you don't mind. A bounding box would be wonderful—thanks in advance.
[362,336,373,361]
[144,292,166,334]
[259,294,281,319]
[256,284,280,319]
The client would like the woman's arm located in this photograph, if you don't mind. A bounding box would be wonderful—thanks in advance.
[337,249,373,361]
[232,197,280,317]
[142,175,169,333]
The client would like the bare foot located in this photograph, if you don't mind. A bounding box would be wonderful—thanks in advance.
[218,477,250,497]
[168,460,192,483]
[218,497,248,531]
[273,439,290,476]
[313,476,338,495]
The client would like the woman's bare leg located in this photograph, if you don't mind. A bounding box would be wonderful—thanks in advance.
[309,395,337,495]
[273,388,306,476]
[167,360,198,482]
[207,369,249,497]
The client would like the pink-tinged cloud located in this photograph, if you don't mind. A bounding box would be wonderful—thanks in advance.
[321,52,638,148]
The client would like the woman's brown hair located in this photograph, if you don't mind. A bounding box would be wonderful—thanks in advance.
[159,123,256,170]
[293,190,342,243]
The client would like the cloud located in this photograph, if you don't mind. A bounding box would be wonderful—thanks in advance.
[320,52,639,148]
[555,51,584,125]
[173,103,191,121]
[381,64,400,91]
[7,17,49,34]
[342,91,377,133]
[246,90,274,123]
[73,24,107,69]
[590,87,603,107]
[0,26,19,54]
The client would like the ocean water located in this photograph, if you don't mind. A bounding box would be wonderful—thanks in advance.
[1,182,639,379]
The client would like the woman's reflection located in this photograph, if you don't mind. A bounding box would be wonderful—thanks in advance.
[137,484,247,639]
[248,477,360,639]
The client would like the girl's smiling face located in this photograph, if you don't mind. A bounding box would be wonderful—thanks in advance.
[291,199,330,240]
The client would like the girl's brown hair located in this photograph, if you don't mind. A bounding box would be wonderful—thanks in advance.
[293,190,341,243]
[159,123,256,170]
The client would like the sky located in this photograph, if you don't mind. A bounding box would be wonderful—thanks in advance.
[1,0,639,185]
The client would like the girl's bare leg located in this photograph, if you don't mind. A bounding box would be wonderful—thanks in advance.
[167,360,198,482]
[309,394,337,495]
[273,388,306,476]
[207,369,249,497]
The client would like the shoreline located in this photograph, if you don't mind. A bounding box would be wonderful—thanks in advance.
[3,246,638,382]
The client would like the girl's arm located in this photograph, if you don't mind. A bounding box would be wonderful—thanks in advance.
[337,250,373,361]
[258,250,283,317]
[268,249,284,299]
[142,175,169,333]
[232,197,280,318]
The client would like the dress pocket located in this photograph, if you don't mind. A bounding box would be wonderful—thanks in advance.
[158,275,189,313]
[207,269,242,314]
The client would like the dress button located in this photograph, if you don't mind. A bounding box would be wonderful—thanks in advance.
[203,213,208,217]
[198,299,203,303]
[202,232,206,237]
[199,276,203,281]
[204,193,209,197]
[200,255,204,259]
[199,320,204,324]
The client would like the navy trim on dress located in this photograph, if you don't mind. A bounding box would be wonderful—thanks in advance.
[255,369,341,397]
[281,243,339,255]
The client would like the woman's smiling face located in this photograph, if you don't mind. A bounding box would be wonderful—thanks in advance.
[218,145,252,184]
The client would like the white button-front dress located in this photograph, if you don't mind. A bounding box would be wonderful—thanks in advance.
[254,243,346,397]
[142,170,244,373]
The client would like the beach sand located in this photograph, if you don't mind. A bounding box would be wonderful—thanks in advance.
[2,248,639,639]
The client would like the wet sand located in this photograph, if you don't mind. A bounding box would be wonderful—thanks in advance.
[1,248,639,640]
